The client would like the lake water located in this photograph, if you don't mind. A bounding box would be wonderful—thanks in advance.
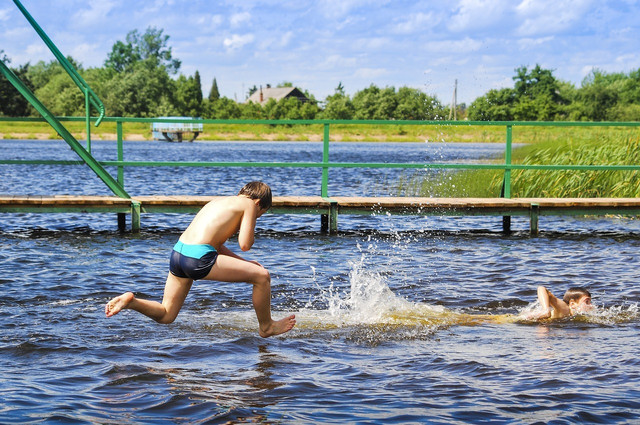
[1,139,639,424]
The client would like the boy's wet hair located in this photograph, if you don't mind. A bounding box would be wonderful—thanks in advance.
[239,181,272,210]
[563,287,591,304]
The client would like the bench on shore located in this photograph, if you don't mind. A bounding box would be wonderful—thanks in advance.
[1,195,640,234]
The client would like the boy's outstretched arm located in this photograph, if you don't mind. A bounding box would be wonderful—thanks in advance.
[535,286,571,319]
[536,286,553,319]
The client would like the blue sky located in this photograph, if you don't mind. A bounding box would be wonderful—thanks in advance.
[2,0,639,106]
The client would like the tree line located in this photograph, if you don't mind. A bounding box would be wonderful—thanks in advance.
[1,28,639,121]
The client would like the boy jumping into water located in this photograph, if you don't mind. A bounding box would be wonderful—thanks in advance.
[531,286,593,320]
[105,181,296,338]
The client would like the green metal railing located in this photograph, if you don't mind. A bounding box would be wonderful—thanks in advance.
[0,0,128,198]
[1,117,640,200]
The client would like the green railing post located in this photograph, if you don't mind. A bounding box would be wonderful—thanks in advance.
[116,120,127,230]
[321,123,330,197]
[117,120,124,186]
[501,124,513,233]
[503,124,513,198]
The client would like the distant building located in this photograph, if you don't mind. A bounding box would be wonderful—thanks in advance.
[246,86,309,105]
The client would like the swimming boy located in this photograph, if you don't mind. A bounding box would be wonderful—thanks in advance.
[105,181,296,338]
[532,285,593,320]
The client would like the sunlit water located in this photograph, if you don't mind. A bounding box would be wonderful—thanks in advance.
[1,140,639,423]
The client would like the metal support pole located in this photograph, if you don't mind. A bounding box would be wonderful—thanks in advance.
[503,124,512,198]
[329,201,338,234]
[321,123,330,198]
[502,216,511,234]
[131,201,141,233]
[117,121,124,186]
[117,213,126,232]
[530,203,539,236]
[502,124,513,232]
[85,91,91,153]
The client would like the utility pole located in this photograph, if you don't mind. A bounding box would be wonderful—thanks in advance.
[448,79,458,121]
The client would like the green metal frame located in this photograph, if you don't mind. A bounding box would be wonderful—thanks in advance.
[2,117,640,200]
[0,0,128,198]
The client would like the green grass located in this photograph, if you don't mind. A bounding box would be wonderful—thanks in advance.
[412,127,640,198]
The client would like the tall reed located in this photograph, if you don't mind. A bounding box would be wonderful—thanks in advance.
[412,132,640,198]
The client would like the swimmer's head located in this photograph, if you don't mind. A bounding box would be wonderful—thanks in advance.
[239,181,272,211]
[564,287,593,314]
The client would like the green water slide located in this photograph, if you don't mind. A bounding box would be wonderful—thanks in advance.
[0,0,129,198]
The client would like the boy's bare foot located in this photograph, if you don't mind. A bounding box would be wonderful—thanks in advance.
[259,314,296,338]
[105,292,135,318]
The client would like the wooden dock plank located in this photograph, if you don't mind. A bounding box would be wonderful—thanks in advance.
[2,195,639,234]
[2,195,639,210]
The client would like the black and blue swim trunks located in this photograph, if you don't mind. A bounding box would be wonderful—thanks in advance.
[169,241,218,280]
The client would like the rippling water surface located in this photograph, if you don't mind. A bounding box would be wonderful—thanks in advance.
[1,139,639,424]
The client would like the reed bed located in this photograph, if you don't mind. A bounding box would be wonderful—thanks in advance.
[412,130,640,198]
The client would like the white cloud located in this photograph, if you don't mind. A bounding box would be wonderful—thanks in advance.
[320,54,358,70]
[230,12,251,27]
[72,0,118,27]
[448,0,512,32]
[69,42,101,65]
[517,36,554,49]
[392,12,437,34]
[515,0,593,36]
[354,67,388,79]
[0,8,11,21]
[223,33,255,50]
[317,0,386,19]
[197,14,224,30]
[425,37,483,53]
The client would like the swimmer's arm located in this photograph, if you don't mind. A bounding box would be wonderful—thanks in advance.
[536,286,570,319]
[536,286,553,319]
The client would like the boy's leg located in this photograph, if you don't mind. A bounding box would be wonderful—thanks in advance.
[204,254,295,337]
[105,273,193,324]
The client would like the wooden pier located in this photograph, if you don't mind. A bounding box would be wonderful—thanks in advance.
[1,195,639,234]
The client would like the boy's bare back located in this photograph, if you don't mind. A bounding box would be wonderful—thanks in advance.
[180,195,261,250]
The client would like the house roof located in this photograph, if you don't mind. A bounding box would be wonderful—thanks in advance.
[246,86,308,105]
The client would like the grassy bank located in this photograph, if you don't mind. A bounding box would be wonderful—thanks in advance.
[413,128,640,198]
[4,119,630,143]
[0,119,510,142]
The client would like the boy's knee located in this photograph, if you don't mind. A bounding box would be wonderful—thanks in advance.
[255,268,270,285]
[156,312,178,324]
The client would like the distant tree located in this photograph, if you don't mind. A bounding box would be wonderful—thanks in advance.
[205,97,241,119]
[175,72,203,117]
[104,27,181,74]
[194,70,203,104]
[247,85,258,98]
[240,99,264,119]
[394,87,443,120]
[100,60,177,117]
[352,84,381,119]
[571,69,623,121]
[467,88,516,121]
[512,65,563,120]
[0,55,34,116]
[209,77,220,101]
[322,87,355,120]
